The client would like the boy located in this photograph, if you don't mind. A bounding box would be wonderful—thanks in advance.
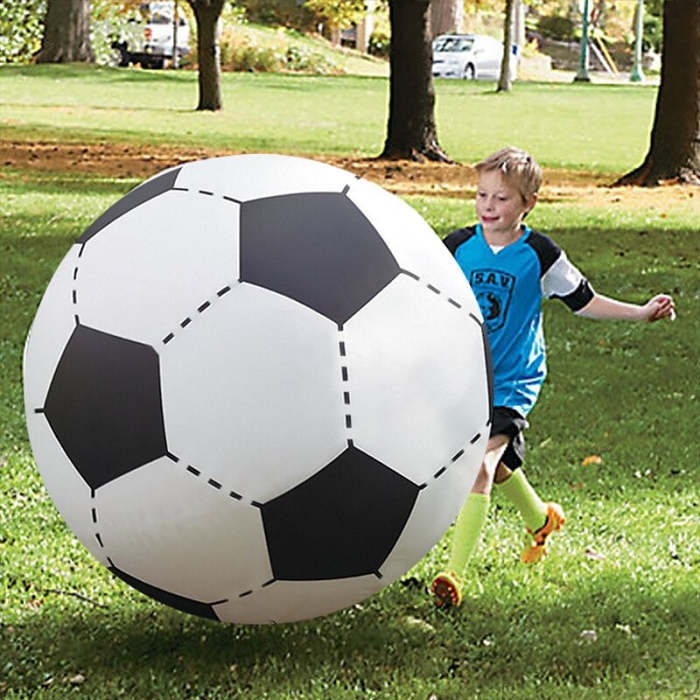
[431,147,675,608]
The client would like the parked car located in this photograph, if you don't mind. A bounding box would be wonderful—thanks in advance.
[112,2,190,69]
[432,33,516,81]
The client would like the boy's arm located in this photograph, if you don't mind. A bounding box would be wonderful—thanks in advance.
[575,293,676,322]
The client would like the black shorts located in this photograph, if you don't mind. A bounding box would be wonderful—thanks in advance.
[490,406,528,470]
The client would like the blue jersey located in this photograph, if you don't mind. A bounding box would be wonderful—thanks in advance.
[444,224,594,416]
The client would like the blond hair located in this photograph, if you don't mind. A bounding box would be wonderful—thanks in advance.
[475,147,542,202]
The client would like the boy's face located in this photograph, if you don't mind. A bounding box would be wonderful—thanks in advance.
[475,169,536,240]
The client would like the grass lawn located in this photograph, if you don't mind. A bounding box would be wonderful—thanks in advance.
[0,64,659,174]
[1,66,698,698]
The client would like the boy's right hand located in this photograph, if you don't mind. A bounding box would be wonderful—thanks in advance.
[643,294,676,322]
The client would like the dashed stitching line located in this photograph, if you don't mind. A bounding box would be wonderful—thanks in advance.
[176,452,253,507]
[432,437,481,480]
[338,327,353,447]
[399,268,470,313]
[72,250,82,325]
[160,281,239,346]
[90,489,106,553]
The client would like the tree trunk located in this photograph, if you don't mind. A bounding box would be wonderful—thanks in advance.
[497,0,515,92]
[35,0,93,63]
[430,0,463,40]
[615,0,700,186]
[380,0,450,162]
[187,0,225,111]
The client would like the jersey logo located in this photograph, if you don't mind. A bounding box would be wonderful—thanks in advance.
[470,269,515,332]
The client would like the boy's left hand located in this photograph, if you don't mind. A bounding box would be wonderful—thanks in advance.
[642,294,676,322]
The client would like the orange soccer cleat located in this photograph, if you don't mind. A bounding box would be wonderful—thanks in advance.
[430,570,463,608]
[521,502,566,564]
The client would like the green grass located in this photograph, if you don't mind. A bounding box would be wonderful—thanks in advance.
[1,162,698,698]
[0,64,659,173]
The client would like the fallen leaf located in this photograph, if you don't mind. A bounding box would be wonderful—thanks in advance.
[582,455,603,466]
[68,674,86,685]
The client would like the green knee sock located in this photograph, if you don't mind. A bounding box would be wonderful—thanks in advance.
[447,492,490,574]
[498,469,547,532]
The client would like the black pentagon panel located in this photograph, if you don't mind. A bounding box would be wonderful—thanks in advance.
[239,192,400,325]
[261,446,419,581]
[78,168,182,244]
[109,563,221,620]
[43,325,167,490]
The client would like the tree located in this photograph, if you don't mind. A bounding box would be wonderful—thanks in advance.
[497,0,515,92]
[615,0,700,186]
[380,0,449,162]
[429,0,463,39]
[186,0,226,111]
[35,0,93,63]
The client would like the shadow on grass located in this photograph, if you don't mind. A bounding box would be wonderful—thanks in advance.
[0,63,193,85]
[3,567,698,695]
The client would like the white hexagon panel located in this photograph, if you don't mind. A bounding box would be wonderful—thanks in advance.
[23,155,492,624]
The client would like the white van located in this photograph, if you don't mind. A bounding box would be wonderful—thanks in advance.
[113,2,190,69]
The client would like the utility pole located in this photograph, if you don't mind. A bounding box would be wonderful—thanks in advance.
[574,0,591,82]
[630,0,645,82]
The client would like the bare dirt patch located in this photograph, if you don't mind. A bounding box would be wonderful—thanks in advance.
[2,139,697,211]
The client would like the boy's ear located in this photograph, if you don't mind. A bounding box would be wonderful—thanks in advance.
[522,193,538,219]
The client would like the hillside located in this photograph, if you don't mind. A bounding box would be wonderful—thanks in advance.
[211,22,388,77]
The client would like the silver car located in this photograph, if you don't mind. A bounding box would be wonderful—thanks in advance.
[432,33,514,80]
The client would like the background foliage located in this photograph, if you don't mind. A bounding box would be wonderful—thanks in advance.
[0,0,45,64]
[0,0,665,67]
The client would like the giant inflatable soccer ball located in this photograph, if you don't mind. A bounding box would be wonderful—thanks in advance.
[23,155,492,624]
